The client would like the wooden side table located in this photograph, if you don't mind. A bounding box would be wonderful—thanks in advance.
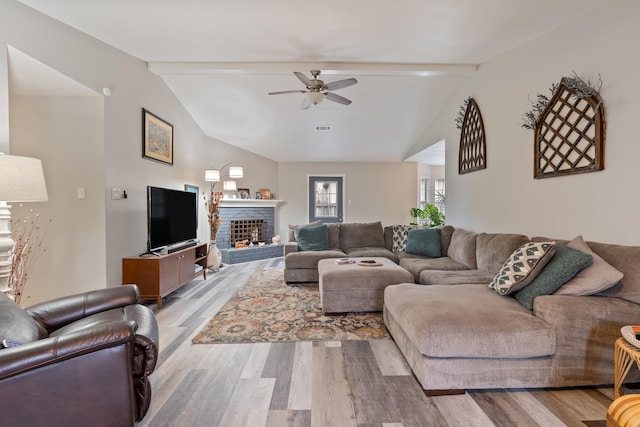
[615,337,640,398]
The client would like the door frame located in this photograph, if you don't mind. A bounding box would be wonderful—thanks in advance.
[307,174,346,223]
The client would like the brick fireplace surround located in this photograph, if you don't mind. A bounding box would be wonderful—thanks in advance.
[215,199,283,264]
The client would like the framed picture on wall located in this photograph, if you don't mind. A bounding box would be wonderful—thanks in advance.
[142,108,173,165]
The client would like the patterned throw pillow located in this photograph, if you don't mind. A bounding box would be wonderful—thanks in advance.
[489,241,556,295]
[392,225,414,252]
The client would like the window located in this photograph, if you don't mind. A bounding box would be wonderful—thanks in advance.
[419,177,430,208]
[435,179,445,214]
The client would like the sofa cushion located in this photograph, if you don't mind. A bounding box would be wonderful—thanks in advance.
[391,224,413,252]
[383,284,556,358]
[405,228,441,257]
[515,244,593,309]
[326,223,341,249]
[554,235,623,296]
[295,224,330,251]
[285,249,347,269]
[447,229,478,269]
[399,256,469,283]
[288,220,322,242]
[489,241,556,295]
[476,233,530,274]
[344,247,399,264]
[339,221,385,251]
[420,269,495,286]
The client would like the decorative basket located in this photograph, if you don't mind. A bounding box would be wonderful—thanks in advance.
[621,325,640,349]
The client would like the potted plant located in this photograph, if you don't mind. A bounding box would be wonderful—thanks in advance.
[409,204,445,228]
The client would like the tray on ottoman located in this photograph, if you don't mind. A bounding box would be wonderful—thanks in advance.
[318,257,414,313]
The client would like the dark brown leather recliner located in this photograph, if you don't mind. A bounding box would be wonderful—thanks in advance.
[0,285,159,426]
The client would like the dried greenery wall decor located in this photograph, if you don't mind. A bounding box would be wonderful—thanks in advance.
[454,96,471,130]
[526,74,606,179]
[458,98,487,174]
[522,73,602,131]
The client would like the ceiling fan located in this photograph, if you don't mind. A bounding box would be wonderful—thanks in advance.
[268,70,358,110]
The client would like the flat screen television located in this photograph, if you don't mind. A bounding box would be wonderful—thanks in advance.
[147,186,197,253]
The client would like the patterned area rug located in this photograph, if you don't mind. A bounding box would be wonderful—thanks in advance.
[192,269,389,344]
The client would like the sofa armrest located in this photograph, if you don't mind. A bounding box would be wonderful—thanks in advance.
[284,241,299,256]
[534,294,639,329]
[0,320,136,380]
[534,295,639,362]
[26,285,140,334]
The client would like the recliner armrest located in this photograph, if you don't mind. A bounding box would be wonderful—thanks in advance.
[0,320,136,380]
[25,285,140,334]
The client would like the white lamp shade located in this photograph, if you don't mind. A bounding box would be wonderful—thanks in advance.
[223,180,237,191]
[307,91,324,105]
[0,155,48,202]
[205,169,220,182]
[228,166,243,179]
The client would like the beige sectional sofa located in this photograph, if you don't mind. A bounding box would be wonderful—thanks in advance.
[385,226,640,393]
[285,221,640,394]
[284,221,397,283]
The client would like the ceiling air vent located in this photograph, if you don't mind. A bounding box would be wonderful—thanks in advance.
[315,125,333,132]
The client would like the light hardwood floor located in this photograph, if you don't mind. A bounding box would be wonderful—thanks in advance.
[137,257,612,427]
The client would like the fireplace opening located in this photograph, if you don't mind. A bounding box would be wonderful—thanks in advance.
[230,219,265,247]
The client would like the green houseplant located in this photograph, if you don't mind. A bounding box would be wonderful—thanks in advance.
[409,204,445,228]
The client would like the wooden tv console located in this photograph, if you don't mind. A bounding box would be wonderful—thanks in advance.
[122,243,208,308]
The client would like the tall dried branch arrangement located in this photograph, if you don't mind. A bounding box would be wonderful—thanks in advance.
[9,206,50,305]
[204,190,223,241]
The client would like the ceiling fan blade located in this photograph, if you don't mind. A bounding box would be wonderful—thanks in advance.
[325,92,352,105]
[294,71,314,88]
[301,96,311,110]
[268,90,306,95]
[323,78,358,92]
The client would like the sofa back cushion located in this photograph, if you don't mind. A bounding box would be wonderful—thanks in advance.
[0,293,42,344]
[447,228,478,269]
[585,241,640,304]
[476,233,530,274]
[339,221,385,251]
[327,223,340,248]
[439,225,455,255]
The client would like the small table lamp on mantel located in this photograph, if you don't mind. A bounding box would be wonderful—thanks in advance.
[0,154,49,299]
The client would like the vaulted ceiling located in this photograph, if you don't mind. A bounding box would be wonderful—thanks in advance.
[15,0,607,164]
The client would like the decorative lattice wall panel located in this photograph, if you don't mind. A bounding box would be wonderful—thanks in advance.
[459,98,486,174]
[534,77,605,179]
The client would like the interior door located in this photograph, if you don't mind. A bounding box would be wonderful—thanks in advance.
[308,176,344,223]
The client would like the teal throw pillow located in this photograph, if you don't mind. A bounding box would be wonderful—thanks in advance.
[404,228,441,258]
[514,244,593,309]
[295,224,329,251]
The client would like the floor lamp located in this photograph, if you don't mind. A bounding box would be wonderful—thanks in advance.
[0,154,49,299]
[204,163,243,270]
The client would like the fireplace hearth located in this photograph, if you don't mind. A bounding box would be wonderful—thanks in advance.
[215,199,283,264]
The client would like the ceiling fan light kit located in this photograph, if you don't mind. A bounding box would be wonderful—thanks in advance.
[269,70,357,110]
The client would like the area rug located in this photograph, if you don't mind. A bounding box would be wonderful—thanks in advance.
[192,269,389,344]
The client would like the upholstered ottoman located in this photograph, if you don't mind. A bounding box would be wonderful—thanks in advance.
[318,257,414,313]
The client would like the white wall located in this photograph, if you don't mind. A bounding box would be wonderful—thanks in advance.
[1,1,278,303]
[278,162,417,239]
[10,96,106,303]
[414,0,640,245]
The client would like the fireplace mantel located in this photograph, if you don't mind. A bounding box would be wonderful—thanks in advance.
[220,199,282,208]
